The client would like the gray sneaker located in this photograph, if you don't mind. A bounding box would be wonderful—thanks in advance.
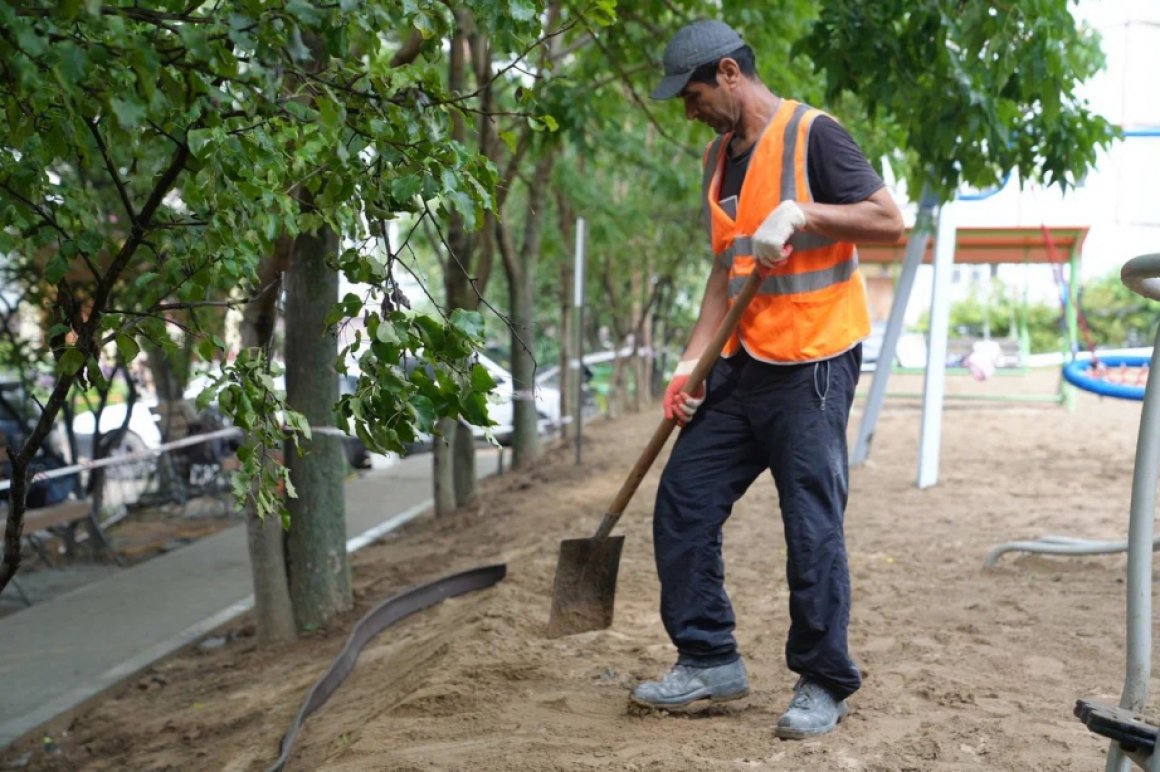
[774,678,848,739]
[630,660,749,709]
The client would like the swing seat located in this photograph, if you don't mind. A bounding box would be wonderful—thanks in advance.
[1075,699,1158,756]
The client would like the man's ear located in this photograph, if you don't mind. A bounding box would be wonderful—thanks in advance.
[717,57,742,87]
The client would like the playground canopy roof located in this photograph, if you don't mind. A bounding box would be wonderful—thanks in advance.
[858,226,1090,265]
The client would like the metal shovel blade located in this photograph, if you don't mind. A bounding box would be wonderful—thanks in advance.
[546,534,626,638]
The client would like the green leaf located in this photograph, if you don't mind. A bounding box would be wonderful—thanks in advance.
[507,0,536,21]
[110,97,146,129]
[286,0,325,25]
[58,348,85,376]
[187,129,215,158]
[115,333,140,363]
[179,27,212,61]
[531,114,559,133]
[284,409,312,440]
[197,336,220,362]
[15,24,48,57]
[286,26,312,62]
[499,130,519,154]
[411,394,436,429]
[376,320,400,344]
[461,391,492,427]
[470,363,496,392]
[45,253,69,284]
[86,357,108,390]
[450,308,485,341]
[282,472,298,501]
[587,0,617,26]
[318,98,341,132]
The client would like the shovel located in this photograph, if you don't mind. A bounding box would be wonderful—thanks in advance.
[546,267,766,638]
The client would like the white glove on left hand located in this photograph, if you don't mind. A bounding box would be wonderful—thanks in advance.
[753,201,806,269]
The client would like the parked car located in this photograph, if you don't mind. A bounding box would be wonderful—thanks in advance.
[0,377,80,505]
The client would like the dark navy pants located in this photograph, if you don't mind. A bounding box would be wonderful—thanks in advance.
[653,345,862,701]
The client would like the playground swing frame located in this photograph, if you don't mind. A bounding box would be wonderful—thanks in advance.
[858,225,1087,406]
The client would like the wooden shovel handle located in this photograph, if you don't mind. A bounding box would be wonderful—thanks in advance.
[591,269,764,541]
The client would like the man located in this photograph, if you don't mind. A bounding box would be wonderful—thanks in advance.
[631,20,904,740]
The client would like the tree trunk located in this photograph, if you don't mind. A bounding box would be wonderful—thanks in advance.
[509,266,540,465]
[453,420,476,503]
[140,336,187,499]
[607,356,627,419]
[437,15,480,511]
[554,196,575,440]
[439,242,478,514]
[246,506,296,643]
[239,237,296,645]
[499,150,555,468]
[283,224,352,632]
[432,417,457,515]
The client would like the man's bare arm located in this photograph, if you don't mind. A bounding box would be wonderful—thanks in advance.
[798,187,904,244]
[679,258,731,362]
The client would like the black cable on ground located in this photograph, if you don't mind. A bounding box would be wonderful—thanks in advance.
[268,563,507,772]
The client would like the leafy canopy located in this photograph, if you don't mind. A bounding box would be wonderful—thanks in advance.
[0,0,605,521]
[797,0,1117,201]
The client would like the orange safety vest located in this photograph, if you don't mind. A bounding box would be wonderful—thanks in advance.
[702,99,870,363]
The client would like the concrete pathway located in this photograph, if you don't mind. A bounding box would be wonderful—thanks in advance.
[0,449,501,749]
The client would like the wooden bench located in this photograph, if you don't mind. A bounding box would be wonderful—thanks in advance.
[2,497,119,606]
[13,498,92,533]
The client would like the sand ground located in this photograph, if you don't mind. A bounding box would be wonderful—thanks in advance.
[1,370,1152,771]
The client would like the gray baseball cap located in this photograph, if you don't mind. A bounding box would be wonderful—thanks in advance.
[651,20,745,100]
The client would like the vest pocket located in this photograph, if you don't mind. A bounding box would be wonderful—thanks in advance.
[790,282,850,360]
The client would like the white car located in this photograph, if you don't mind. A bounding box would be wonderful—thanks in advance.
[71,400,163,479]
[474,352,562,440]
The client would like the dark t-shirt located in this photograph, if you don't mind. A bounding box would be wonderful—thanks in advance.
[717,114,884,209]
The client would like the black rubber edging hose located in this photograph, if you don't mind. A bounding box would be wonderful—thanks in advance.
[268,563,507,772]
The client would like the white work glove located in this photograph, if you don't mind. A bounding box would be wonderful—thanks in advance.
[753,200,806,270]
[663,359,705,426]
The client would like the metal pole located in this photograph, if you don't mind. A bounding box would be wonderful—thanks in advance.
[916,198,956,489]
[573,217,586,466]
[1065,236,1081,411]
[852,190,938,466]
[1106,319,1160,772]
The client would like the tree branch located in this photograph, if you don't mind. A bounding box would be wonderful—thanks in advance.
[90,142,189,314]
[87,118,137,225]
[0,181,70,240]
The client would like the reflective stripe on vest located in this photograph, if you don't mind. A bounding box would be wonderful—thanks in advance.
[780,103,810,200]
[728,252,860,298]
[715,232,837,267]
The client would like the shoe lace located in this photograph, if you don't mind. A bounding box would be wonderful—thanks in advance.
[790,681,824,710]
[663,665,696,685]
